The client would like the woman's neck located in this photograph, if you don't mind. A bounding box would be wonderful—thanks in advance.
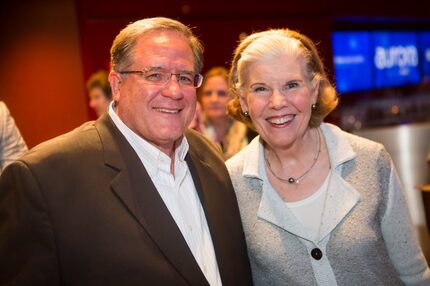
[209,116,230,142]
[265,128,316,166]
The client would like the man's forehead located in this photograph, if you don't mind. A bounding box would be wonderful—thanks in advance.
[140,30,187,43]
[133,31,194,67]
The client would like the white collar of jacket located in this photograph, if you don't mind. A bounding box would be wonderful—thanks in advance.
[240,123,361,243]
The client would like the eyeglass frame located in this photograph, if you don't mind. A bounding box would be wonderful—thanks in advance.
[117,67,204,88]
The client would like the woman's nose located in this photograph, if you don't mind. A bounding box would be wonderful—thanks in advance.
[269,89,286,109]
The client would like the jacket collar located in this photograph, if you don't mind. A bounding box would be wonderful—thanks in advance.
[320,123,356,172]
[242,123,360,242]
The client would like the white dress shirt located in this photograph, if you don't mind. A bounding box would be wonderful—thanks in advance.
[109,103,222,286]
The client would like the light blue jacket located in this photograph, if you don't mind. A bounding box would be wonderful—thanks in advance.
[226,123,430,286]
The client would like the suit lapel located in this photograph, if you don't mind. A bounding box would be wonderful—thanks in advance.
[95,115,209,286]
[186,140,233,285]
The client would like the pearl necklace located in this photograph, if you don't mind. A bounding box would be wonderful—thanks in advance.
[265,128,321,184]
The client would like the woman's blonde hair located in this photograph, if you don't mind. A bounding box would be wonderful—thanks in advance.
[228,28,338,130]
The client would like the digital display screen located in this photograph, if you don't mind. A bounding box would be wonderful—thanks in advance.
[332,30,427,93]
[332,32,373,93]
[419,32,430,79]
[372,31,421,88]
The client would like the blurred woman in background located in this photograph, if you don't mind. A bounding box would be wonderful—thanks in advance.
[198,66,255,160]
[86,70,112,117]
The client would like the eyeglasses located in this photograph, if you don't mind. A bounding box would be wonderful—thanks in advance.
[118,67,203,88]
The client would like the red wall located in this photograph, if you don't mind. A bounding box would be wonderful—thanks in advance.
[0,0,88,148]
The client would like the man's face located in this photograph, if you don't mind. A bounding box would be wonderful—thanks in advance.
[110,31,197,155]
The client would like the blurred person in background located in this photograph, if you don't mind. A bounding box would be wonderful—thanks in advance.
[198,66,256,160]
[0,101,27,174]
[86,70,112,117]
[427,147,430,165]
[188,101,205,134]
[226,28,430,285]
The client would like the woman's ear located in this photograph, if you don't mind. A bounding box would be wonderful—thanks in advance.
[109,71,122,101]
[239,94,248,114]
[310,78,320,104]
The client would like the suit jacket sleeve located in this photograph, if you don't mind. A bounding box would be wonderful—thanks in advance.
[0,160,60,286]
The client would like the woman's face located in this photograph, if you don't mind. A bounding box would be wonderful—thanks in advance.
[200,75,230,122]
[240,54,318,149]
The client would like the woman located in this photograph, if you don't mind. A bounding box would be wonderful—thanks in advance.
[198,66,256,160]
[86,70,112,117]
[226,28,430,285]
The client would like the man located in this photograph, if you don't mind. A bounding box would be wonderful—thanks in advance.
[0,17,252,285]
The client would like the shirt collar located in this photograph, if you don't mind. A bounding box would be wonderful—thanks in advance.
[108,102,189,177]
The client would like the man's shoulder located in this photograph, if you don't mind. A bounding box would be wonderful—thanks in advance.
[185,128,224,161]
[185,128,214,145]
[22,120,101,165]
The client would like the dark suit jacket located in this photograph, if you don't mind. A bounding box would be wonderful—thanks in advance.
[0,114,252,286]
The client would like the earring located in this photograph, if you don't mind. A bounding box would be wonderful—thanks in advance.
[311,104,316,111]
[243,111,249,117]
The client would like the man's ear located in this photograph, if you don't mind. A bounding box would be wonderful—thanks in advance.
[109,71,122,101]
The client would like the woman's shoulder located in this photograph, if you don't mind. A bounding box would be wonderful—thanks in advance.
[323,123,385,151]
[323,123,391,169]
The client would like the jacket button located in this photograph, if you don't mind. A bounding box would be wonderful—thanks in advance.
[311,248,323,260]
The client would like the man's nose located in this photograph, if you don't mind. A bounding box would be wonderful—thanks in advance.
[163,74,184,99]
